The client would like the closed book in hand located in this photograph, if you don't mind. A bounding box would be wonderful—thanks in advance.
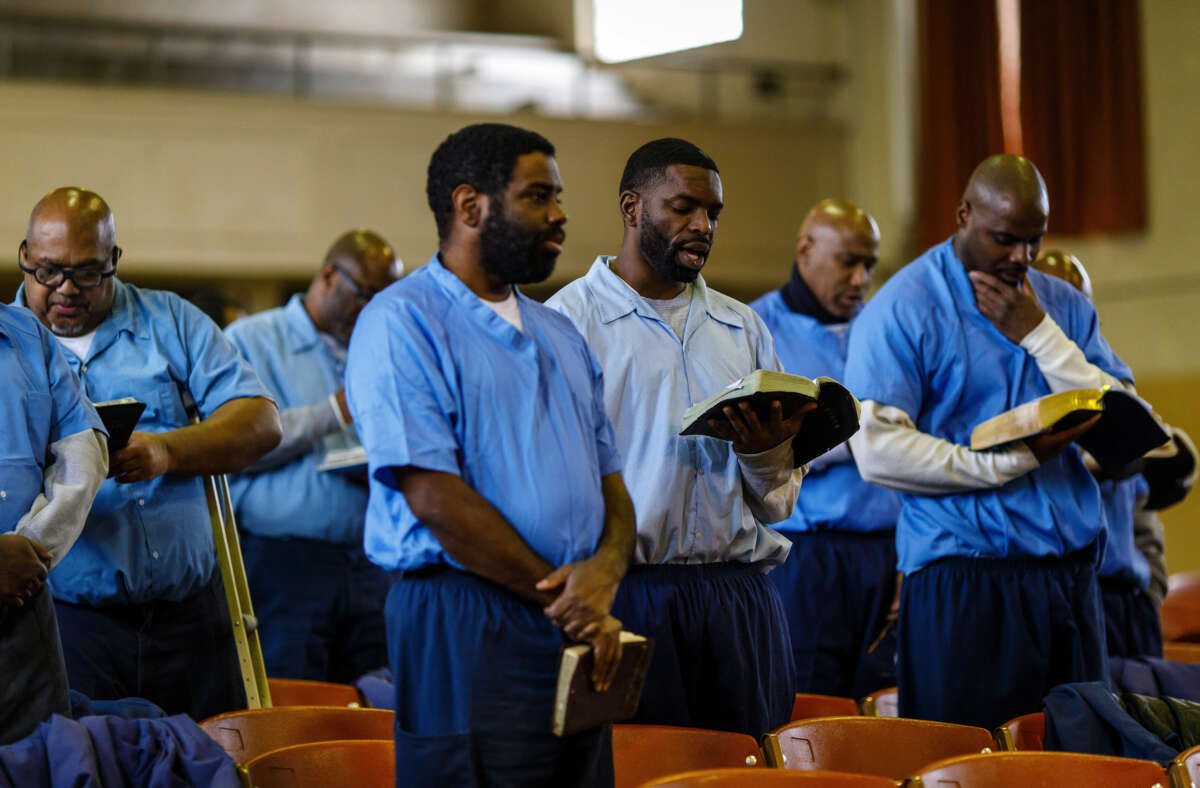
[94,398,146,451]
[969,387,1169,472]
[679,370,861,467]
[552,632,654,737]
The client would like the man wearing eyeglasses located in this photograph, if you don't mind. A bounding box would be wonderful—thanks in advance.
[14,186,282,721]
[225,230,400,683]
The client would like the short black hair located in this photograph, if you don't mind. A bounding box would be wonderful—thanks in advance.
[618,137,719,195]
[426,123,556,241]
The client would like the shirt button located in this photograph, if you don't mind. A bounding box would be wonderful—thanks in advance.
[81,365,87,373]
[0,490,6,499]
[138,499,145,506]
[152,551,160,559]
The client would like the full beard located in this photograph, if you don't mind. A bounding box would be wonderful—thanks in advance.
[639,209,701,283]
[479,208,559,286]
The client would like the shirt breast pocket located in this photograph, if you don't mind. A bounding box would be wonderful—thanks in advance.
[138,382,190,431]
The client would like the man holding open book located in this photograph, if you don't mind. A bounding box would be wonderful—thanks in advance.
[844,155,1134,729]
[346,124,635,787]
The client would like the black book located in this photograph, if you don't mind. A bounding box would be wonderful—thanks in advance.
[94,398,146,451]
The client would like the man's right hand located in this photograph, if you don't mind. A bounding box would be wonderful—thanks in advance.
[582,615,623,692]
[1025,413,1102,464]
[0,533,51,606]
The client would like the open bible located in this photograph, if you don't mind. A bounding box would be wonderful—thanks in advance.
[94,398,146,451]
[552,632,654,737]
[969,387,1170,472]
[680,370,861,467]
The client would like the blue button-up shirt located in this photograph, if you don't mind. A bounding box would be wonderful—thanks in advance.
[346,255,622,573]
[16,280,272,604]
[1,304,104,533]
[844,240,1131,574]
[225,295,367,545]
[751,289,901,533]
[547,257,794,567]
[1098,474,1152,589]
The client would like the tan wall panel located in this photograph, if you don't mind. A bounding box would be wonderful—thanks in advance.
[1137,374,1200,576]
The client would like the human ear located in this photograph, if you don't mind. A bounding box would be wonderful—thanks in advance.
[794,234,813,263]
[955,200,971,230]
[619,190,640,229]
[452,184,483,230]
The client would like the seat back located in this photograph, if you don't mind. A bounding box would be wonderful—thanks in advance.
[242,739,394,788]
[791,693,860,721]
[769,716,994,779]
[859,686,898,717]
[1170,743,1200,788]
[267,678,362,707]
[641,767,897,787]
[1164,642,1200,665]
[994,712,1045,751]
[612,724,762,788]
[1162,574,1200,643]
[199,706,393,763]
[904,751,1167,787]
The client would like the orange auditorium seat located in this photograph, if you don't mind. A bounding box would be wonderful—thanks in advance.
[763,716,994,779]
[612,724,762,788]
[903,751,1167,787]
[1170,742,1200,788]
[790,693,860,721]
[1164,642,1200,664]
[858,686,898,717]
[994,711,1045,751]
[198,706,393,764]
[241,739,393,787]
[266,677,362,707]
[1162,573,1200,643]
[640,767,897,787]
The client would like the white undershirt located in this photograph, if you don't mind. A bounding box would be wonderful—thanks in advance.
[55,328,98,360]
[482,291,523,332]
[644,286,693,340]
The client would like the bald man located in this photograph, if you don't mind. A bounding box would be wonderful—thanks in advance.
[750,199,901,699]
[843,156,1132,728]
[1033,250,1168,659]
[226,231,400,682]
[15,187,282,720]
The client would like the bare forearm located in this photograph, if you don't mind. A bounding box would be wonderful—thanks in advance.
[595,472,636,573]
[399,470,556,606]
[163,397,282,475]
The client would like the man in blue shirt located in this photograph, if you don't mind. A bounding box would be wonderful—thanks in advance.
[346,124,635,787]
[549,138,810,737]
[751,199,902,700]
[227,230,399,682]
[844,155,1130,728]
[16,187,282,721]
[1032,250,1167,659]
[1,303,107,743]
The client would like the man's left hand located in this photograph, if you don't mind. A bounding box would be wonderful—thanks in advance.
[708,399,817,455]
[969,271,1045,343]
[110,431,172,483]
[537,553,624,640]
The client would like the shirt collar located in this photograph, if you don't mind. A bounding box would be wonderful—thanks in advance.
[424,253,533,338]
[583,256,745,330]
[282,293,322,353]
[13,277,149,342]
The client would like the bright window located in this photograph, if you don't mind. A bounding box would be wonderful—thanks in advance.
[590,0,743,63]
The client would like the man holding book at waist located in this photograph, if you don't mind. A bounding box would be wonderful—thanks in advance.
[226,230,399,683]
[14,187,282,720]
[548,138,809,737]
[346,124,636,787]
[1,302,107,743]
[750,199,902,700]
[844,155,1134,729]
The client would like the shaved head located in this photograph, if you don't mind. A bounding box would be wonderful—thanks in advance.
[307,228,399,344]
[1033,249,1093,300]
[953,155,1050,284]
[21,187,121,336]
[794,198,881,319]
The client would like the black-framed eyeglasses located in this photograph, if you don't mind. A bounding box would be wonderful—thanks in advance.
[18,241,121,290]
[332,264,376,306]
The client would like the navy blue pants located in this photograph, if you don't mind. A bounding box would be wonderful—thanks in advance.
[0,586,70,744]
[55,571,245,721]
[386,568,613,788]
[1100,579,1164,659]
[898,550,1108,730]
[240,531,389,682]
[610,562,794,738]
[770,530,898,699]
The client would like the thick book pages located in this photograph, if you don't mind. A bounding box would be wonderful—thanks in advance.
[552,632,654,737]
[969,388,1170,472]
[679,370,862,467]
[94,398,146,451]
[316,445,367,473]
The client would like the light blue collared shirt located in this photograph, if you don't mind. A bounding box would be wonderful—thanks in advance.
[844,240,1131,574]
[547,257,796,568]
[346,255,622,573]
[750,289,901,533]
[1,304,105,533]
[1098,474,1152,589]
[16,280,273,605]
[225,295,367,545]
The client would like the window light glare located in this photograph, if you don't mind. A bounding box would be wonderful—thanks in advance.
[592,0,743,64]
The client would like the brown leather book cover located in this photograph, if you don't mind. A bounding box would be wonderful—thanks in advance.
[552,632,654,737]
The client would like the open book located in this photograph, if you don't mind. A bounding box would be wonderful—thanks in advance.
[316,445,367,473]
[94,398,146,451]
[969,387,1169,472]
[680,370,861,467]
[552,632,654,737]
